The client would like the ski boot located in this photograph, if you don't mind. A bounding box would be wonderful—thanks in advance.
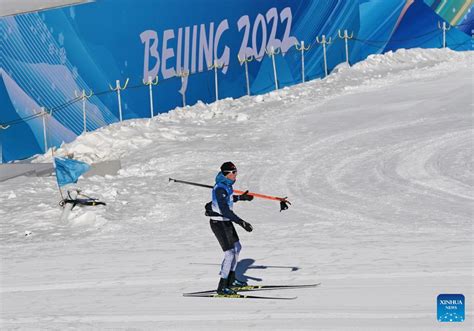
[228,271,248,287]
[217,277,237,295]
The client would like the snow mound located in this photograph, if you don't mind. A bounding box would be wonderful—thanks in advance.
[32,48,472,166]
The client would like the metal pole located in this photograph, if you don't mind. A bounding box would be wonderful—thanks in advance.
[296,41,310,83]
[109,78,128,122]
[181,76,186,107]
[338,30,353,66]
[176,69,188,108]
[82,93,87,133]
[41,107,48,153]
[322,38,328,77]
[317,35,330,77]
[437,21,451,49]
[244,60,250,96]
[148,76,154,118]
[116,80,123,122]
[344,30,350,65]
[214,60,219,102]
[442,22,446,48]
[301,41,305,83]
[270,47,279,90]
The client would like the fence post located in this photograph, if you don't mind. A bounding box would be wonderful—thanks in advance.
[143,76,159,118]
[208,60,224,102]
[266,46,281,90]
[316,35,332,77]
[109,78,129,122]
[238,54,254,96]
[40,107,49,153]
[437,21,451,48]
[74,89,93,133]
[0,123,11,163]
[295,41,311,83]
[338,30,354,65]
[176,69,189,107]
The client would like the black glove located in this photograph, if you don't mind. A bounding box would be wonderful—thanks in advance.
[238,220,253,232]
[280,199,291,212]
[238,190,254,201]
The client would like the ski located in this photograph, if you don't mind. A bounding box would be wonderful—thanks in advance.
[183,292,296,300]
[184,283,320,295]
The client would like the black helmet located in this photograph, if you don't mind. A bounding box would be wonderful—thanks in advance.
[220,161,237,174]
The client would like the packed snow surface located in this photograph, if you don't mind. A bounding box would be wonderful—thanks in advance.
[1,48,473,330]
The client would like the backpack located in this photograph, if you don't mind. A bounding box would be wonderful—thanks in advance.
[204,201,222,217]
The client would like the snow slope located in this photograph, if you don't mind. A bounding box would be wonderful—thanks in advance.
[1,48,473,330]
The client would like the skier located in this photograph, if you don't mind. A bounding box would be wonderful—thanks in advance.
[206,161,254,295]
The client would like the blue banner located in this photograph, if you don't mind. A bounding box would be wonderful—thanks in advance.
[1,0,472,162]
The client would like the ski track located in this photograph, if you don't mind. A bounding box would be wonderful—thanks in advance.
[1,49,473,330]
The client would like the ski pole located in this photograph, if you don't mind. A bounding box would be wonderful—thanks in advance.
[233,189,291,211]
[234,189,286,202]
[169,178,291,211]
[169,177,212,189]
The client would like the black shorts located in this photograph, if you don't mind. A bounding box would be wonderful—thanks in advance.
[210,219,240,251]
